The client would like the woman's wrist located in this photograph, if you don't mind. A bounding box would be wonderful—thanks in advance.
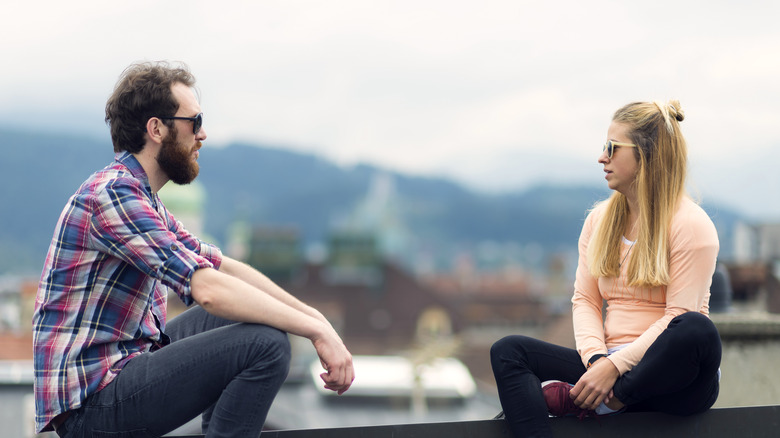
[587,353,607,369]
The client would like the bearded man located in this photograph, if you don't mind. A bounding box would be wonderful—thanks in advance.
[33,61,354,437]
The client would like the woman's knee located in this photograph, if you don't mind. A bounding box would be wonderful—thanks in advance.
[667,312,721,352]
[490,335,536,371]
[670,312,718,338]
[492,335,526,358]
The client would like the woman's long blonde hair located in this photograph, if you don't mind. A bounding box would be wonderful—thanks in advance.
[588,100,688,287]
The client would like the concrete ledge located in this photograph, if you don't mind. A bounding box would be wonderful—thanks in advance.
[543,405,779,437]
[712,313,780,340]
[169,405,780,437]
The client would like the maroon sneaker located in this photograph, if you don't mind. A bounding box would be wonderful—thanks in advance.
[541,380,595,419]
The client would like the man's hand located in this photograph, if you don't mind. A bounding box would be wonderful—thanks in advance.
[312,329,354,395]
[191,267,355,395]
[569,357,619,410]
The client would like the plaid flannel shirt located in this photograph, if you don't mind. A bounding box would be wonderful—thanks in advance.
[32,152,222,432]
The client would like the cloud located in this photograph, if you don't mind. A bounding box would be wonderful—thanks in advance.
[2,0,779,218]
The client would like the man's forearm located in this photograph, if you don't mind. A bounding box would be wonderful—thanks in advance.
[218,256,327,323]
[191,267,326,339]
[191,266,354,395]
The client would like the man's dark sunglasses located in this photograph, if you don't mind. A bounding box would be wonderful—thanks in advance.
[159,112,203,135]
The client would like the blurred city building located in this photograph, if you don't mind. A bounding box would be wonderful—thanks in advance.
[3,183,780,436]
[733,221,780,263]
[725,220,780,313]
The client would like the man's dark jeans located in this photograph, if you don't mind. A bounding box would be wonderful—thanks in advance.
[57,305,291,437]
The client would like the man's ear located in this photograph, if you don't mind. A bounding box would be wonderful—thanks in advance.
[145,117,167,145]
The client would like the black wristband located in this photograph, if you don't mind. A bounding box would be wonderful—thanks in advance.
[587,354,607,368]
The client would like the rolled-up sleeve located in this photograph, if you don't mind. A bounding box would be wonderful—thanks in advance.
[88,178,221,306]
[164,209,223,271]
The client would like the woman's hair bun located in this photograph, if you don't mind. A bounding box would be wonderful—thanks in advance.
[668,100,684,122]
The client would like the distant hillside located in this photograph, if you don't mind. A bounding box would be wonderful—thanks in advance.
[0,128,740,275]
[1,129,112,274]
[197,143,609,249]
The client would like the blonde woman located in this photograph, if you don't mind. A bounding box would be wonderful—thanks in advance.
[491,100,721,438]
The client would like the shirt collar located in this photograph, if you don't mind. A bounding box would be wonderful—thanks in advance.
[115,151,155,199]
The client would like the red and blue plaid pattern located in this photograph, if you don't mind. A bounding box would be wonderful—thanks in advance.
[32,152,222,432]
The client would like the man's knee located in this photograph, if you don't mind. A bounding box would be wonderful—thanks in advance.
[257,326,292,372]
[268,327,292,366]
[230,324,292,376]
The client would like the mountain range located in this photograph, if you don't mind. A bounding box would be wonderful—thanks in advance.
[0,128,740,276]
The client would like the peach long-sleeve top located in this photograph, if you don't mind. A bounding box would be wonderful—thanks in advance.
[572,197,719,375]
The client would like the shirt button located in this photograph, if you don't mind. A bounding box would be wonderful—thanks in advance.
[170,244,179,251]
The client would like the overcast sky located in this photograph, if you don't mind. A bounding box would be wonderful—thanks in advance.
[2,1,779,219]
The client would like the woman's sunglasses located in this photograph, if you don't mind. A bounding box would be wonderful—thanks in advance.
[603,140,636,159]
[159,112,203,135]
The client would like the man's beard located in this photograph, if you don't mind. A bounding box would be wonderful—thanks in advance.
[157,126,199,185]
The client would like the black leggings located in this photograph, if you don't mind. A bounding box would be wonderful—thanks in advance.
[490,312,722,438]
